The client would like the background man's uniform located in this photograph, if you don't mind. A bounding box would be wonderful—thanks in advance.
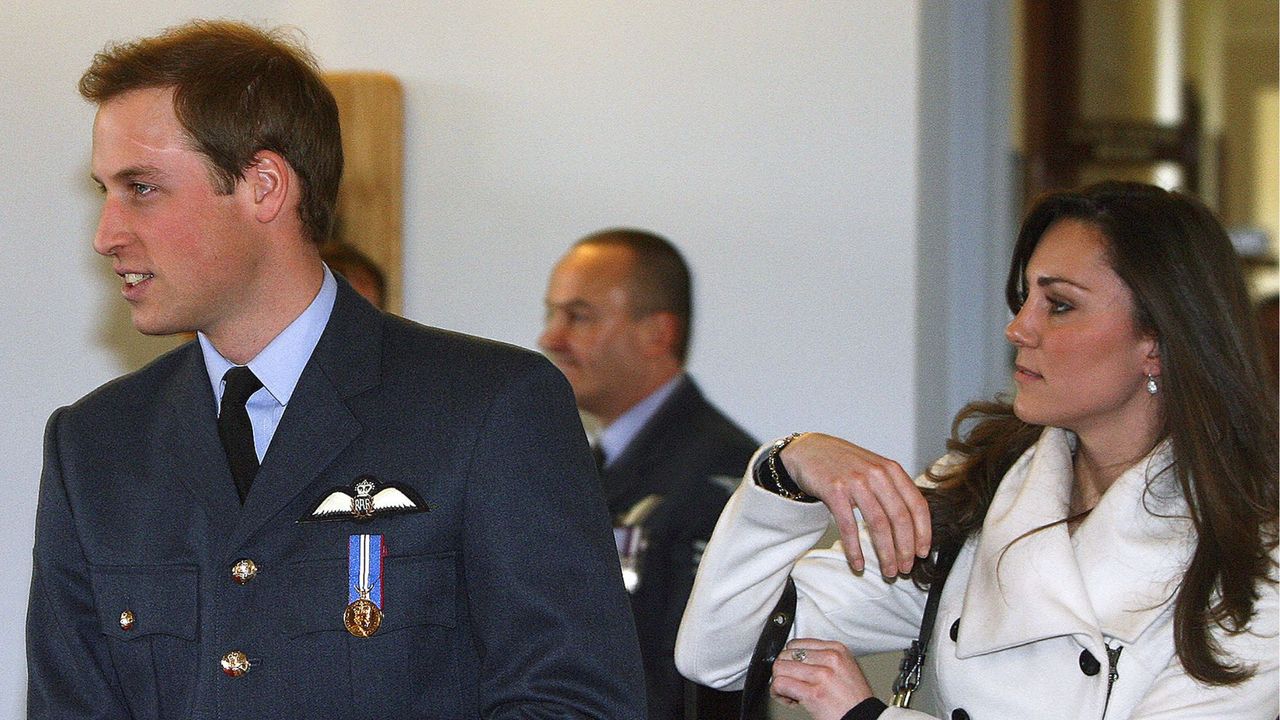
[599,375,756,719]
[28,277,646,719]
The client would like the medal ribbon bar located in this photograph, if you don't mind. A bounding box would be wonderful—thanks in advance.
[348,534,384,607]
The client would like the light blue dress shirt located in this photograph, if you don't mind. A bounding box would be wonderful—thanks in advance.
[596,374,684,468]
[199,265,338,462]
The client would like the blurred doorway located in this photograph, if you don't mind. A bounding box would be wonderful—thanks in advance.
[1016,0,1278,298]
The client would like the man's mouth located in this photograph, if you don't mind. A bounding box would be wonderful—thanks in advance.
[123,272,154,287]
[1014,364,1042,380]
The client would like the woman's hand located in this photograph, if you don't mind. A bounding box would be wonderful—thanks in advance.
[770,638,874,720]
[780,432,931,576]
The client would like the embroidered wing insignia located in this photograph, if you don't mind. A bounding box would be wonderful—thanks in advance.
[299,475,429,523]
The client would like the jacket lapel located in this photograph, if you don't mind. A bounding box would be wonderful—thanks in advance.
[1071,440,1190,643]
[155,344,243,529]
[956,428,1192,657]
[227,281,382,551]
[600,376,697,509]
[957,428,1098,657]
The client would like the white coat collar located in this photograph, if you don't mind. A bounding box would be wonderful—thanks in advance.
[955,427,1192,658]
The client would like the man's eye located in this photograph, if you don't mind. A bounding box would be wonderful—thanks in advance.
[131,183,156,196]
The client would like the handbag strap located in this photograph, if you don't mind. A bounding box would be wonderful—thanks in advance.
[890,542,961,707]
[739,576,797,720]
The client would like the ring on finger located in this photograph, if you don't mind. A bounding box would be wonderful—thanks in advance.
[791,648,807,662]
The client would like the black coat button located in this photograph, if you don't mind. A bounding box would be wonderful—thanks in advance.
[949,618,959,641]
[1079,649,1101,676]
[952,709,970,720]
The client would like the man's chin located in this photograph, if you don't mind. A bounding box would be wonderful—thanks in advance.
[130,315,194,338]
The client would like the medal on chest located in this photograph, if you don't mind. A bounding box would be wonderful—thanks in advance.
[345,534,385,638]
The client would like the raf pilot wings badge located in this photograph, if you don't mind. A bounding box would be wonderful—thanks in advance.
[298,475,429,523]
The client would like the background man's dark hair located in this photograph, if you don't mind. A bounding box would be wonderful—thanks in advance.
[320,240,387,309]
[576,228,693,362]
[79,19,343,244]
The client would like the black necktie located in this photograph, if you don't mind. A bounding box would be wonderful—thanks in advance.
[591,443,606,473]
[219,366,263,504]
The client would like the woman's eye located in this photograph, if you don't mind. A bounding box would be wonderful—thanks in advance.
[1049,299,1073,314]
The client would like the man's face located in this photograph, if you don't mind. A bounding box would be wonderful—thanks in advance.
[91,87,264,340]
[539,245,653,423]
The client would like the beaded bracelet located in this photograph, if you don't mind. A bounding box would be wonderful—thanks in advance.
[765,432,817,502]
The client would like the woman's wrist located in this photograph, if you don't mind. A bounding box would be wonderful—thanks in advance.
[839,697,889,720]
[754,433,820,503]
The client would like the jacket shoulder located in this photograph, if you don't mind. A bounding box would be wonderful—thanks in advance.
[656,380,758,466]
[381,315,555,376]
[60,340,202,419]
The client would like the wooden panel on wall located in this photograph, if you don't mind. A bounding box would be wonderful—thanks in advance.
[322,71,405,314]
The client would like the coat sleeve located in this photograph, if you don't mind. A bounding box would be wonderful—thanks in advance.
[675,445,930,691]
[461,355,646,720]
[27,408,132,719]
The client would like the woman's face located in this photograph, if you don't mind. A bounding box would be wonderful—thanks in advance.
[1005,219,1160,440]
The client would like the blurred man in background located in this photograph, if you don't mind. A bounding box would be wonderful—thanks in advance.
[541,228,757,719]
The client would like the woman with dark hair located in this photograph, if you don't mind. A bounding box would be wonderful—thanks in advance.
[675,182,1277,719]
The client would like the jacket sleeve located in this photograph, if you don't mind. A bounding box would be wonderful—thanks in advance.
[461,356,646,720]
[27,408,132,719]
[675,444,930,691]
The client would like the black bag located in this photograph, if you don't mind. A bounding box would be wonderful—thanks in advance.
[739,577,797,720]
[738,544,959,718]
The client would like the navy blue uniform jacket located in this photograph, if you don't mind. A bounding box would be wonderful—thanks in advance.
[27,280,646,719]
[599,377,756,720]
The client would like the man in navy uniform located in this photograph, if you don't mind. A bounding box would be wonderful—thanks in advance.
[540,230,758,719]
[27,20,644,719]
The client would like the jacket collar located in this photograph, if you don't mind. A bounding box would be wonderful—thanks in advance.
[956,427,1191,657]
[599,375,700,504]
[225,277,381,551]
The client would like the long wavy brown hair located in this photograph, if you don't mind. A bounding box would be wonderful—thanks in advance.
[910,181,1278,685]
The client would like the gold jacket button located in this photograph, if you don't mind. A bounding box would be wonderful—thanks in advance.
[118,610,135,631]
[230,559,258,585]
[220,651,250,677]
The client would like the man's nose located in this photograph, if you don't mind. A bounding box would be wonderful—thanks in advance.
[539,318,565,353]
[92,198,128,257]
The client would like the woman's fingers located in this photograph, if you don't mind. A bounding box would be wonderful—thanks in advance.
[827,498,866,573]
[782,433,931,576]
[847,459,927,574]
[770,639,875,720]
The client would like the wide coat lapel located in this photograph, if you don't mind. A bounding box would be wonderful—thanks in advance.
[1069,439,1189,643]
[228,281,382,551]
[957,427,1192,658]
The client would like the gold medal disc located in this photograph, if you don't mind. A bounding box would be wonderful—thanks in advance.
[344,598,383,637]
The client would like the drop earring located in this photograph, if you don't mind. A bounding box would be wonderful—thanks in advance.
[1146,373,1159,395]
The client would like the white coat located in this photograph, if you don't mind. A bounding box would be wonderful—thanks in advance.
[675,428,1279,719]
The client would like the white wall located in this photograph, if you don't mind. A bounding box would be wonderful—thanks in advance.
[0,2,1012,715]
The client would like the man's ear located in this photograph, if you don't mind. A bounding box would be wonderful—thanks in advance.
[243,150,291,224]
[640,312,680,359]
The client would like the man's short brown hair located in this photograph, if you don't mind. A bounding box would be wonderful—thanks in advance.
[575,228,693,362]
[79,19,342,244]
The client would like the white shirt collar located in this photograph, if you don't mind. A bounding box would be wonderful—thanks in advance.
[598,374,685,467]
